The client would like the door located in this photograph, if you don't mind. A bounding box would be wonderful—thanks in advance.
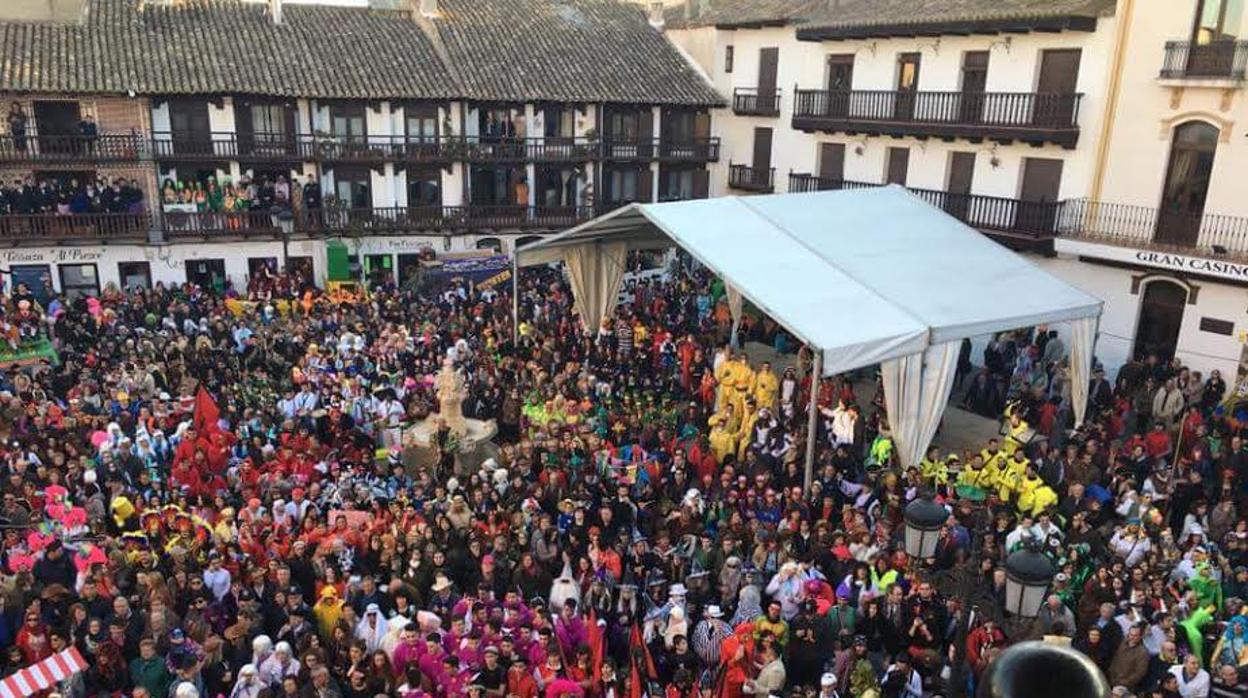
[825,55,855,118]
[894,53,922,120]
[168,99,212,156]
[117,261,152,291]
[752,127,773,188]
[885,147,909,185]
[1133,280,1187,362]
[1188,0,1244,75]
[405,104,440,159]
[186,259,226,292]
[1157,121,1219,246]
[33,101,81,155]
[58,264,99,300]
[1036,49,1081,127]
[945,152,976,221]
[237,100,296,158]
[364,254,394,287]
[1018,157,1063,233]
[334,167,372,210]
[818,143,845,188]
[398,253,424,288]
[247,257,278,283]
[407,166,442,207]
[330,103,367,158]
[758,48,780,114]
[959,52,989,124]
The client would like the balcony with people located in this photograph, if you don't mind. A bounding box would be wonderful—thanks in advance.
[0,175,150,243]
[1,102,145,163]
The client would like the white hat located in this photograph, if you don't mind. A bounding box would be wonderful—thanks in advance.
[821,673,837,687]
[669,583,687,596]
[705,605,723,618]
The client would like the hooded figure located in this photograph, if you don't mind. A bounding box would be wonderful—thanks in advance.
[549,561,581,612]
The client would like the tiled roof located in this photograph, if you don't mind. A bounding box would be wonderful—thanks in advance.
[797,0,1115,39]
[0,0,722,106]
[664,0,821,30]
[434,0,722,106]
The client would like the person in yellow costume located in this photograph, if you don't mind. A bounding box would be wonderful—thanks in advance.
[1002,404,1030,456]
[313,585,346,639]
[956,454,991,490]
[1016,466,1058,516]
[736,397,760,460]
[995,450,1030,502]
[754,361,780,410]
[919,446,949,488]
[711,400,741,436]
[714,349,736,412]
[708,414,738,464]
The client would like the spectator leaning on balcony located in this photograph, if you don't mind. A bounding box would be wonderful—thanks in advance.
[0,176,144,216]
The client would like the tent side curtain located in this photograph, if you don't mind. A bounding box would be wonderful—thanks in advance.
[563,241,630,335]
[1069,315,1099,427]
[880,341,961,467]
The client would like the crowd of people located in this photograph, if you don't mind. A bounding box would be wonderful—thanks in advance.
[0,176,146,217]
[0,252,1245,698]
[159,176,321,217]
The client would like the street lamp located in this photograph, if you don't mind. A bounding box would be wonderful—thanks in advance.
[1004,545,1055,618]
[902,497,947,559]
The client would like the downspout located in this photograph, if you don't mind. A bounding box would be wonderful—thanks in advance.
[1088,0,1134,203]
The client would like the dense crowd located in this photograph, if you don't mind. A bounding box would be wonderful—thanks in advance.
[0,253,1246,698]
[0,177,146,217]
[159,177,321,216]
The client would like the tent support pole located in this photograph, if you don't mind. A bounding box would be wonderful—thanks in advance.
[803,350,822,491]
[511,253,520,343]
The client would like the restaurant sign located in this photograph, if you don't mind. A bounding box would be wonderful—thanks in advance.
[1054,239,1248,283]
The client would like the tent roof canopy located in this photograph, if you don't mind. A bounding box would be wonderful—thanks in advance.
[516,186,1102,375]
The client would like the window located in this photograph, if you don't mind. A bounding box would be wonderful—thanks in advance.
[660,168,695,201]
[58,264,99,300]
[1193,0,1244,43]
[117,262,151,291]
[609,169,639,202]
[330,104,366,140]
[251,104,287,137]
[725,45,734,73]
[1157,121,1220,246]
[405,105,438,142]
[542,106,575,139]
[333,167,371,209]
[407,167,442,206]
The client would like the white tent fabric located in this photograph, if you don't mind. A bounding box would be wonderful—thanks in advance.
[1069,315,1099,426]
[726,283,744,348]
[881,341,962,467]
[562,241,629,334]
[514,187,1104,477]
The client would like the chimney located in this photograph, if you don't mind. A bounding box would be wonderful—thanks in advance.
[419,0,438,18]
[269,0,282,24]
[649,2,665,30]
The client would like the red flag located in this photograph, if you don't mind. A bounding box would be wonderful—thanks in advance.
[193,386,221,435]
[586,609,605,684]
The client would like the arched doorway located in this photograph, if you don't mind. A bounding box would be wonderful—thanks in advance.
[1157,121,1219,246]
[1133,279,1188,361]
[515,235,545,250]
[476,237,502,253]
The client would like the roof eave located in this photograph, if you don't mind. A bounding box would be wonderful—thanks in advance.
[795,14,1099,41]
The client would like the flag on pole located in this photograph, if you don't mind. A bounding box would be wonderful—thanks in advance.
[0,648,88,698]
[628,622,658,698]
[193,386,221,435]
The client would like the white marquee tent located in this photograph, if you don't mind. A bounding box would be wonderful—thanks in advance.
[513,186,1103,484]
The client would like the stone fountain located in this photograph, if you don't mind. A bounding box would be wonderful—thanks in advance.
[403,358,498,476]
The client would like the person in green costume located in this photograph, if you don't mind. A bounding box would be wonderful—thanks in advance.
[1180,604,1216,664]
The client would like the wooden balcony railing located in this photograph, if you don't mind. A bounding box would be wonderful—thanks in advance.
[1160,40,1248,80]
[733,87,782,116]
[0,212,152,242]
[792,89,1083,147]
[0,133,145,162]
[460,136,599,163]
[1058,199,1248,258]
[728,163,775,192]
[657,138,720,162]
[788,173,1064,238]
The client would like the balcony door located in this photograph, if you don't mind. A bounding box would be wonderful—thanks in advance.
[885,147,909,185]
[944,152,976,221]
[33,101,80,155]
[752,127,773,185]
[169,99,211,156]
[1189,0,1245,76]
[1157,121,1219,247]
[818,143,845,187]
[758,48,780,112]
[1035,49,1081,127]
[235,99,296,158]
[825,55,855,118]
[1018,157,1063,233]
[959,52,989,124]
[334,167,372,209]
[331,104,366,142]
[1133,280,1187,362]
[894,53,921,120]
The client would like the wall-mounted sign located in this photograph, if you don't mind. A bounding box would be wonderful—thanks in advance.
[2,248,104,264]
[1200,317,1235,336]
[1055,239,1248,284]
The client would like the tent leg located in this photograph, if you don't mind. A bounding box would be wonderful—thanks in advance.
[803,351,822,491]
[511,253,520,343]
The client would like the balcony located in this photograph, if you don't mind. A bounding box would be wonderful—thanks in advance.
[657,138,720,162]
[733,88,782,117]
[461,136,599,163]
[792,89,1083,148]
[788,173,1063,249]
[0,212,151,243]
[150,132,456,165]
[1057,199,1248,262]
[0,134,145,163]
[728,163,775,192]
[1160,40,1248,81]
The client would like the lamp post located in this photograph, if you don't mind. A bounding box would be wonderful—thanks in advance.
[902,496,947,559]
[1004,544,1056,618]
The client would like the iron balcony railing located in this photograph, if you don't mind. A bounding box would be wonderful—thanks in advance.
[460,136,599,162]
[788,173,1064,237]
[733,87,783,116]
[0,133,146,162]
[657,137,720,162]
[0,212,152,242]
[728,163,775,192]
[1160,40,1248,80]
[1058,199,1248,257]
[792,89,1082,132]
[160,205,595,237]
